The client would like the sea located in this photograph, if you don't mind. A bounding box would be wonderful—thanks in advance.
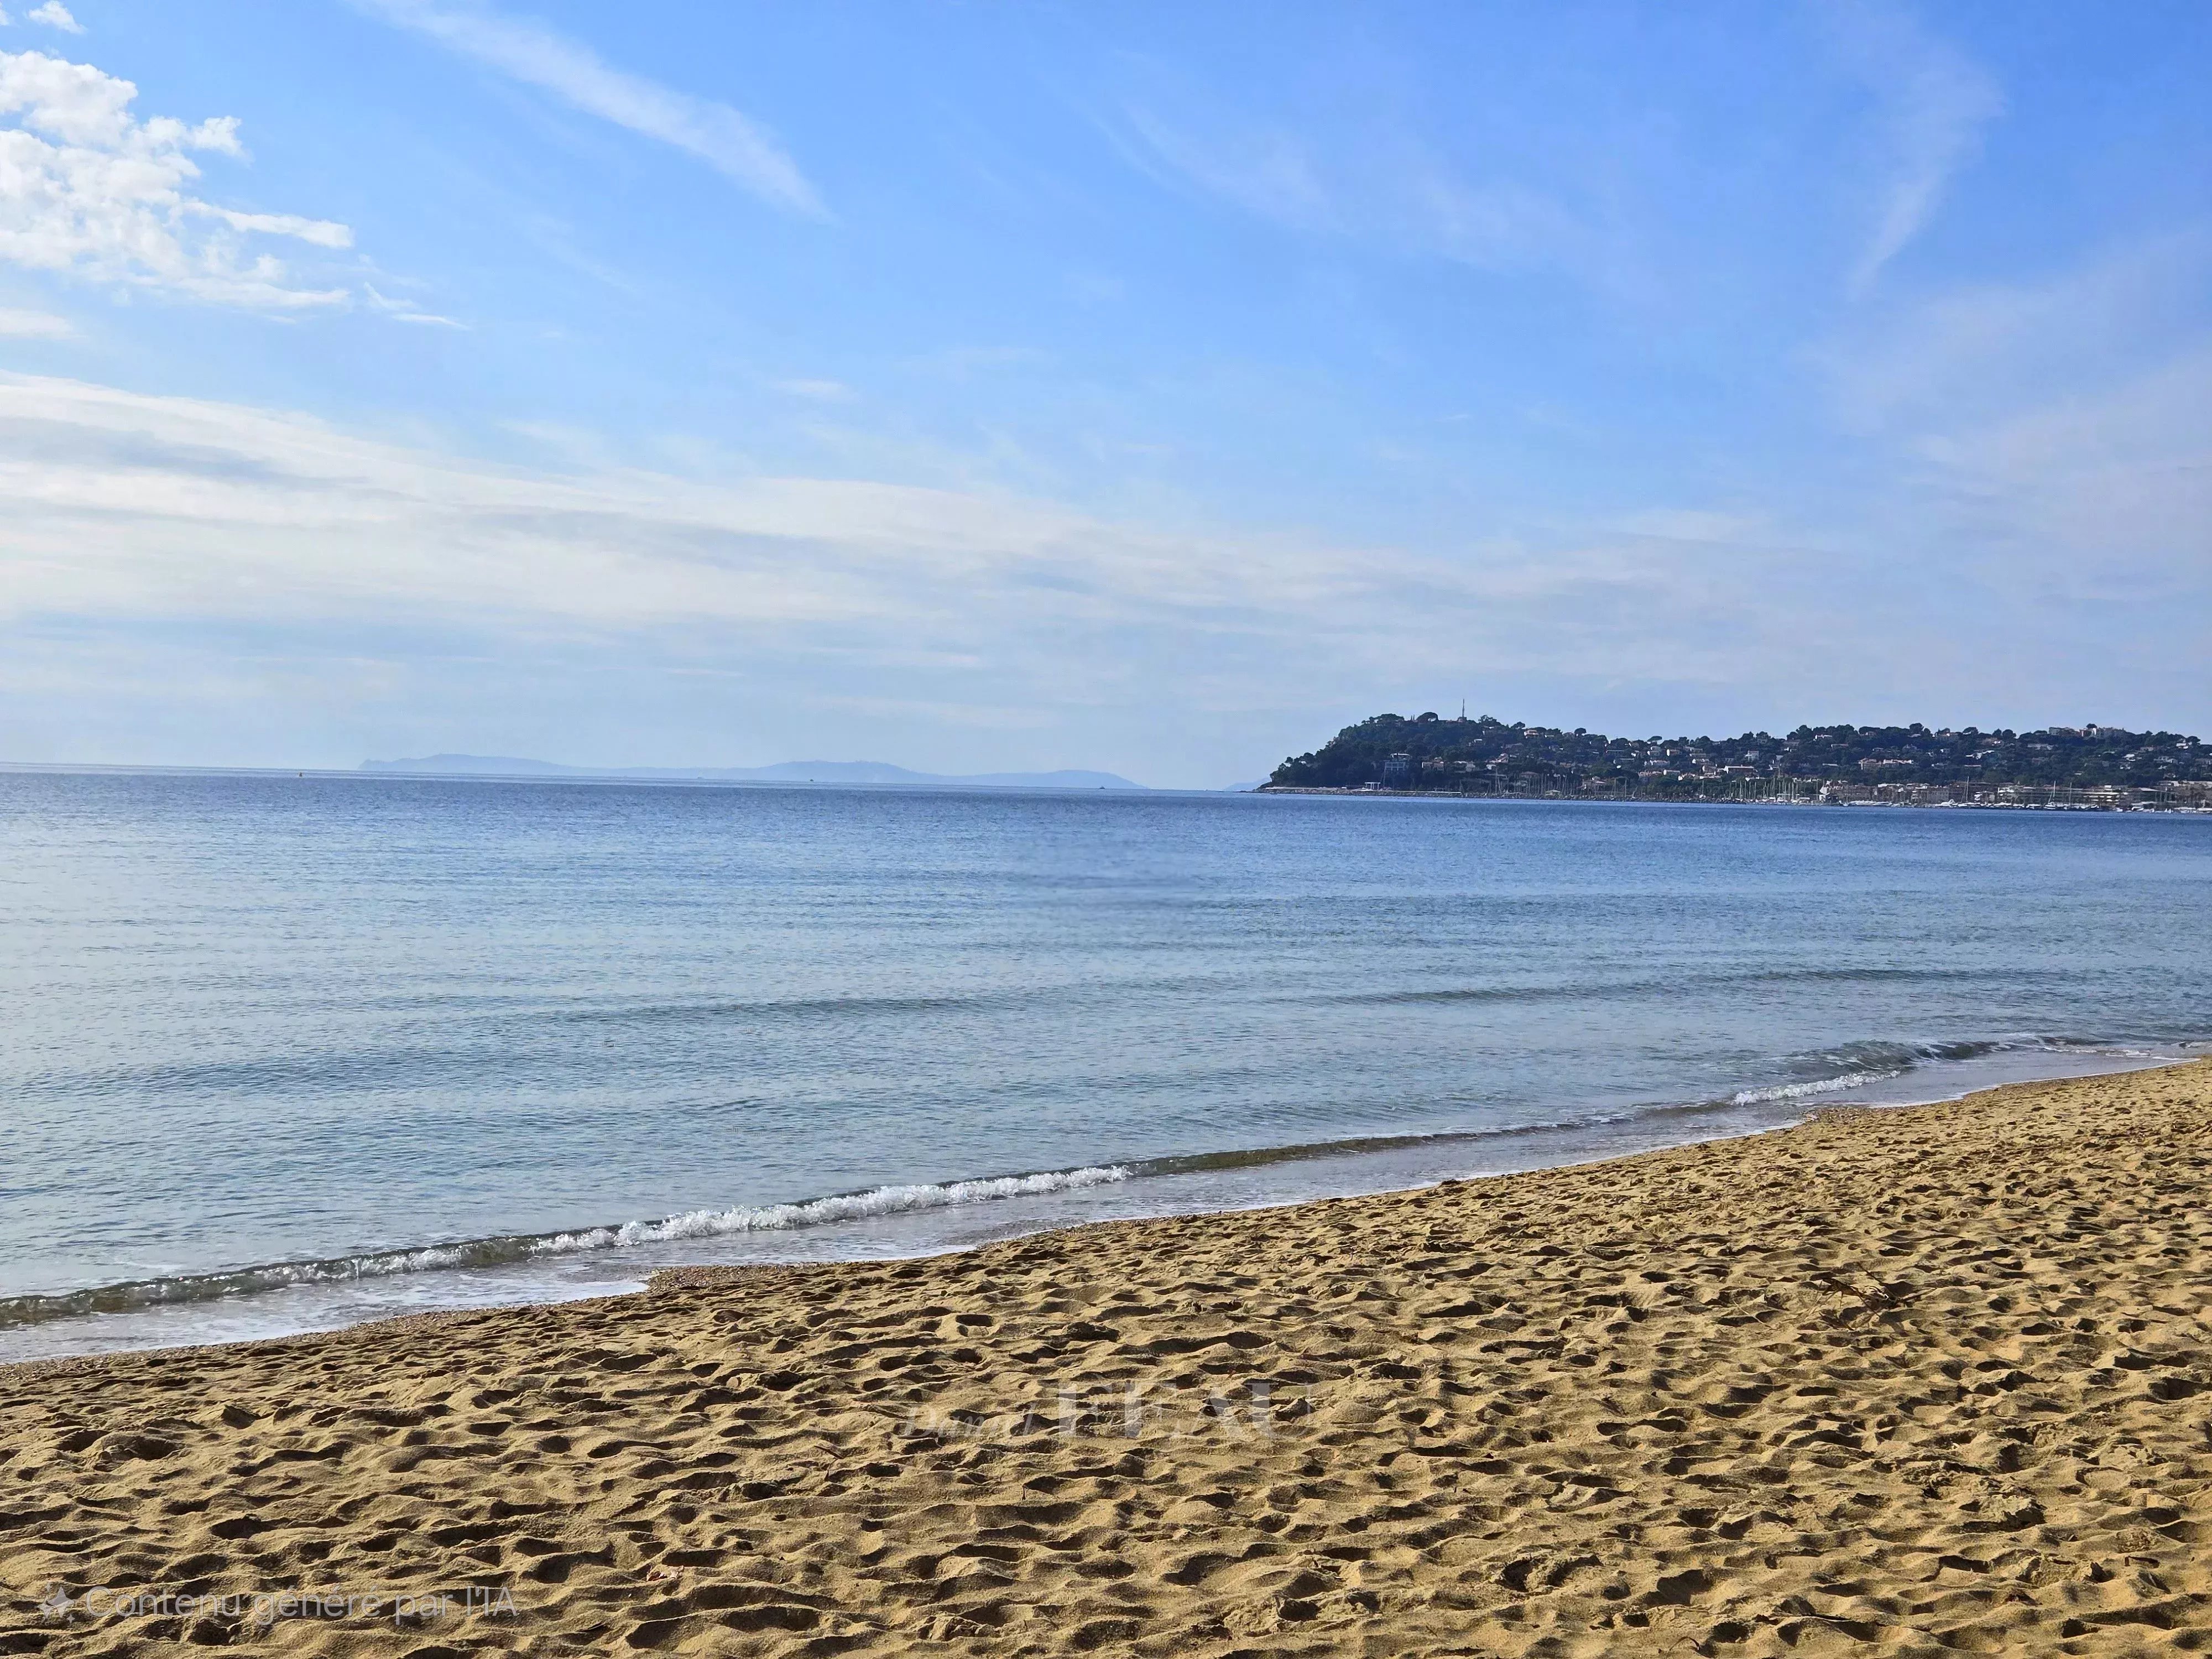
[2,769,2206,1363]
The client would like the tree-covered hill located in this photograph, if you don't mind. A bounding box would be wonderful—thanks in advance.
[1268,714,2212,794]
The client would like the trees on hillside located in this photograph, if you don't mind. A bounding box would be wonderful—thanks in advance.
[1268,716,2210,793]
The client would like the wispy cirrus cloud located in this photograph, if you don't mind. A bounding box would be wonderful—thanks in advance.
[1110,93,1589,279]
[772,377,855,403]
[0,304,70,335]
[3,366,2204,774]
[1820,232,2212,429]
[364,282,465,328]
[358,0,825,218]
[1817,233,2212,605]
[0,368,2112,714]
[1828,1,2004,295]
[0,47,354,307]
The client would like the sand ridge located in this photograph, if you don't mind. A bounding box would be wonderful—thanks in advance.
[3,1063,2210,1656]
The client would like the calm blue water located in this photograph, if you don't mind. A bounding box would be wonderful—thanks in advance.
[2,769,2206,1359]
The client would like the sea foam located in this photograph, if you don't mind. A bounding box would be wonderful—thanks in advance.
[533,1165,1133,1255]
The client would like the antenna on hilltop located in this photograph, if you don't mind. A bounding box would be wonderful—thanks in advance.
[1460,698,1467,721]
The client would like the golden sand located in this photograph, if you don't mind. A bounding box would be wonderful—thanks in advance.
[4,1062,2210,1656]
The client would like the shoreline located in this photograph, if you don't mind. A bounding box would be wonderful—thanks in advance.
[1,1042,2194,1365]
[0,1053,2185,1389]
[4,1062,2208,1654]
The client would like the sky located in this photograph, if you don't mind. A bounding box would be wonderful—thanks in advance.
[0,2,2206,787]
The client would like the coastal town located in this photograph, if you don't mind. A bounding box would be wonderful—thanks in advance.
[1265,714,2212,809]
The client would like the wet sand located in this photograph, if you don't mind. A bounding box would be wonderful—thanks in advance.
[4,1062,2209,1656]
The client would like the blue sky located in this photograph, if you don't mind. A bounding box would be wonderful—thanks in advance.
[1,1,2206,786]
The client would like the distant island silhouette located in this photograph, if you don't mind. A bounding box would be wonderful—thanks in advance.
[360,755,1149,790]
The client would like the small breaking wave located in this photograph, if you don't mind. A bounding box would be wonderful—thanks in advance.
[532,1167,1131,1254]
[1725,1034,2110,1106]
[1729,1068,1903,1105]
[0,1164,1131,1331]
[1725,1032,2183,1108]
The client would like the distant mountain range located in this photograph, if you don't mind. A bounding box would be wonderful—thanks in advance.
[360,754,1150,790]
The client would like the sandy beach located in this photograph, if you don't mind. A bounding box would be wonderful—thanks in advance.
[3,1062,2208,1656]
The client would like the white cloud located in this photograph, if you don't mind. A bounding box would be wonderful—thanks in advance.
[0,303,69,334]
[1091,44,1666,298]
[1113,95,1590,277]
[1829,1,2004,294]
[1802,233,2211,695]
[27,3,82,33]
[1,368,2204,774]
[772,377,854,403]
[358,0,824,217]
[1118,105,1334,232]
[0,369,1855,700]
[1820,232,2212,430]
[1615,509,1767,545]
[0,48,352,307]
[196,205,351,249]
[364,282,463,327]
[1916,343,2212,592]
